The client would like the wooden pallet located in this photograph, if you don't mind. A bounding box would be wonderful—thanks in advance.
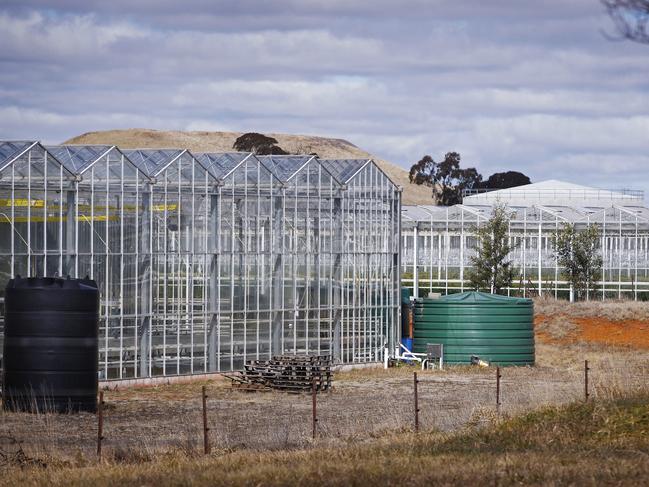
[225,355,333,393]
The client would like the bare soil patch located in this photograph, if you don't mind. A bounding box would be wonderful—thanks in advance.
[573,316,649,348]
[534,298,649,350]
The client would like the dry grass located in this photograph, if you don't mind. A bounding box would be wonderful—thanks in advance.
[2,390,649,486]
[64,128,434,205]
[534,295,649,322]
[2,343,649,465]
[2,298,648,484]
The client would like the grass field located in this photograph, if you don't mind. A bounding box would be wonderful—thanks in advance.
[3,390,649,486]
[1,299,648,485]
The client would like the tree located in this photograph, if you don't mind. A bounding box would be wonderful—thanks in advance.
[468,203,517,294]
[602,0,649,44]
[408,152,482,206]
[552,223,603,302]
[233,133,289,155]
[479,171,531,190]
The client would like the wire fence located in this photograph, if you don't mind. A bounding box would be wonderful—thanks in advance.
[1,361,648,463]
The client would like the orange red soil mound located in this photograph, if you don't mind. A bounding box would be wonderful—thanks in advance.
[535,314,649,349]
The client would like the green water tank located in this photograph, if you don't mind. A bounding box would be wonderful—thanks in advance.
[413,291,534,366]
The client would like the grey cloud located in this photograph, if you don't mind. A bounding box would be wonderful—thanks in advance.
[1,1,599,20]
[0,1,647,198]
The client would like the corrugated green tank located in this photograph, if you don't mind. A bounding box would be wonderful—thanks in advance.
[413,291,534,366]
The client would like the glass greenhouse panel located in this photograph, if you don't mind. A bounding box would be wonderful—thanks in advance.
[0,143,402,380]
[402,200,649,301]
[319,159,401,362]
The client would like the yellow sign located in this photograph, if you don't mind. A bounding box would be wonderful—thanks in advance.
[0,198,45,208]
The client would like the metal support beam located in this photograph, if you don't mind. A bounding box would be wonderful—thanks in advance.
[208,192,219,371]
[138,191,152,378]
[271,191,284,356]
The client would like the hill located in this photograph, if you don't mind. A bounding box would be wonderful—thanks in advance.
[63,129,433,205]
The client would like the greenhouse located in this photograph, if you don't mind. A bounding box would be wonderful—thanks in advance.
[0,142,401,380]
[318,159,401,364]
[402,180,649,301]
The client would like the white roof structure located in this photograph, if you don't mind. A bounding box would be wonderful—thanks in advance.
[401,179,649,302]
[462,179,643,209]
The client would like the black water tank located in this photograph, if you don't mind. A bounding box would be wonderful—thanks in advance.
[2,276,99,413]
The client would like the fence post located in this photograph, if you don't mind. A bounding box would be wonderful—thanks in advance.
[312,379,318,440]
[584,360,590,402]
[97,390,104,461]
[414,372,420,433]
[202,385,211,455]
[496,367,502,415]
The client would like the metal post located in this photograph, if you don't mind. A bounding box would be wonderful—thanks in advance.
[332,195,343,361]
[97,391,104,460]
[312,379,318,440]
[414,372,420,432]
[584,360,590,402]
[538,213,542,297]
[138,191,151,378]
[496,367,502,415]
[202,386,211,454]
[271,192,284,356]
[393,188,402,359]
[460,209,464,291]
[208,193,219,371]
[413,226,419,298]
[63,190,76,275]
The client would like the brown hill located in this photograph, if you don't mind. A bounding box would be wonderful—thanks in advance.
[63,129,433,205]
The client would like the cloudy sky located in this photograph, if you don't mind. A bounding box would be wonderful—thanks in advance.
[1,1,648,197]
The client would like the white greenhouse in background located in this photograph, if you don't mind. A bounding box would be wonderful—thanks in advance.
[0,142,401,380]
[402,180,649,301]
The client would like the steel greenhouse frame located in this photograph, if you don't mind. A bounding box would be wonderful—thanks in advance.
[45,144,150,379]
[0,142,402,380]
[319,159,401,363]
[401,201,649,301]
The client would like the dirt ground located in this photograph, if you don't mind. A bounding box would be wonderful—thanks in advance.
[1,299,648,462]
[534,297,649,349]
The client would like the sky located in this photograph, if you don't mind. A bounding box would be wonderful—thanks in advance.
[0,0,648,198]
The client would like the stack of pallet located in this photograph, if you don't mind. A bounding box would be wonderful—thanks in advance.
[226,355,333,392]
